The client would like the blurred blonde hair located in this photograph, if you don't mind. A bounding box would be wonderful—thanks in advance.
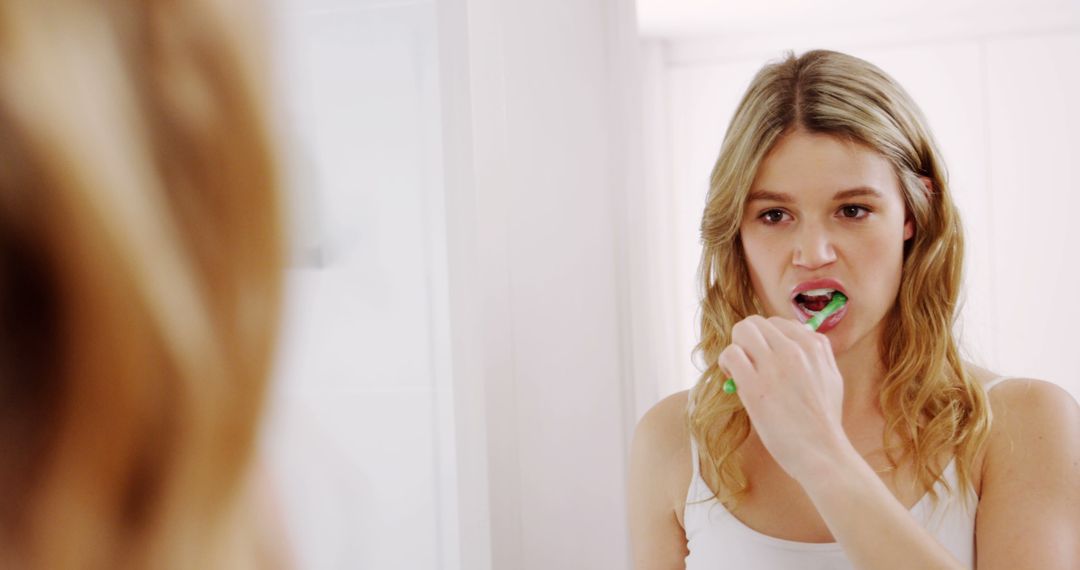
[0,0,284,567]
[690,50,990,508]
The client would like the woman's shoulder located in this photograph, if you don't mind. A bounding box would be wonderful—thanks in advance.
[968,364,1080,490]
[968,370,1080,560]
[983,376,1079,442]
[632,390,691,457]
[964,361,1077,413]
[629,390,694,510]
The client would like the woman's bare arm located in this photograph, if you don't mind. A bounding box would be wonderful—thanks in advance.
[974,379,1080,569]
[796,379,1079,570]
[628,391,691,570]
[797,438,969,569]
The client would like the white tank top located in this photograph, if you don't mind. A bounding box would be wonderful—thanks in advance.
[683,376,1019,569]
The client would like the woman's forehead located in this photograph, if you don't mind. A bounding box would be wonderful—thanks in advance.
[750,131,902,202]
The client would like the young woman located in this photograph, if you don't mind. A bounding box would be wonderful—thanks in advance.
[629,50,1079,569]
[0,0,289,568]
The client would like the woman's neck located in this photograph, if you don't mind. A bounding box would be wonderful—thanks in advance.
[834,327,888,419]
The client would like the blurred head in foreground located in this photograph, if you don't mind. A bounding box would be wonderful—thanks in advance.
[0,0,284,567]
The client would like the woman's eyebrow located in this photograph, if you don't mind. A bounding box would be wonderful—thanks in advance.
[746,190,795,203]
[746,187,885,203]
[832,186,884,200]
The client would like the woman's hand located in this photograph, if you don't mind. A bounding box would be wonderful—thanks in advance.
[718,315,848,481]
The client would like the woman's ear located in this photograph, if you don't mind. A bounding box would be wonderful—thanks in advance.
[904,176,934,241]
[918,176,934,198]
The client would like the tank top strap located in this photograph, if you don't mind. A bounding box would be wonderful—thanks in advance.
[689,433,701,479]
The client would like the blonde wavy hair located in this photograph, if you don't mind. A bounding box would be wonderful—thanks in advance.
[0,0,284,568]
[690,50,991,508]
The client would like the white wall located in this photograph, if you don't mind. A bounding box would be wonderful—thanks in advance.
[439,0,642,568]
[263,0,645,568]
[264,1,455,568]
[640,6,1080,414]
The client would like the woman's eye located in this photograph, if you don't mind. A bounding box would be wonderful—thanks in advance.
[840,205,870,219]
[760,209,788,224]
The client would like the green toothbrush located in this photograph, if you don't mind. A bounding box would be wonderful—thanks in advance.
[722,292,848,394]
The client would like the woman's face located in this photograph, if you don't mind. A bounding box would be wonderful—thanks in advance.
[739,130,914,354]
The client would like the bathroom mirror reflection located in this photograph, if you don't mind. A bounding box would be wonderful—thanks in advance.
[268,1,1080,568]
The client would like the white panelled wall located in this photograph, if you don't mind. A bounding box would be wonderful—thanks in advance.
[265,1,451,569]
[639,7,1080,415]
[264,0,644,568]
[438,0,642,568]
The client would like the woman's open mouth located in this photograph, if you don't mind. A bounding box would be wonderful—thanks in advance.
[790,286,850,333]
[796,289,835,311]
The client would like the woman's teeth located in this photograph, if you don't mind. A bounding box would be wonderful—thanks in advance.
[795,288,839,313]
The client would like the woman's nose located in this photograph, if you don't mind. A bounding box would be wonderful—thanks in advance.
[792,224,837,269]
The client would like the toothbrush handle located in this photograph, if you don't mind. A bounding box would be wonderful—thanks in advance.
[722,293,846,395]
[722,377,737,394]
